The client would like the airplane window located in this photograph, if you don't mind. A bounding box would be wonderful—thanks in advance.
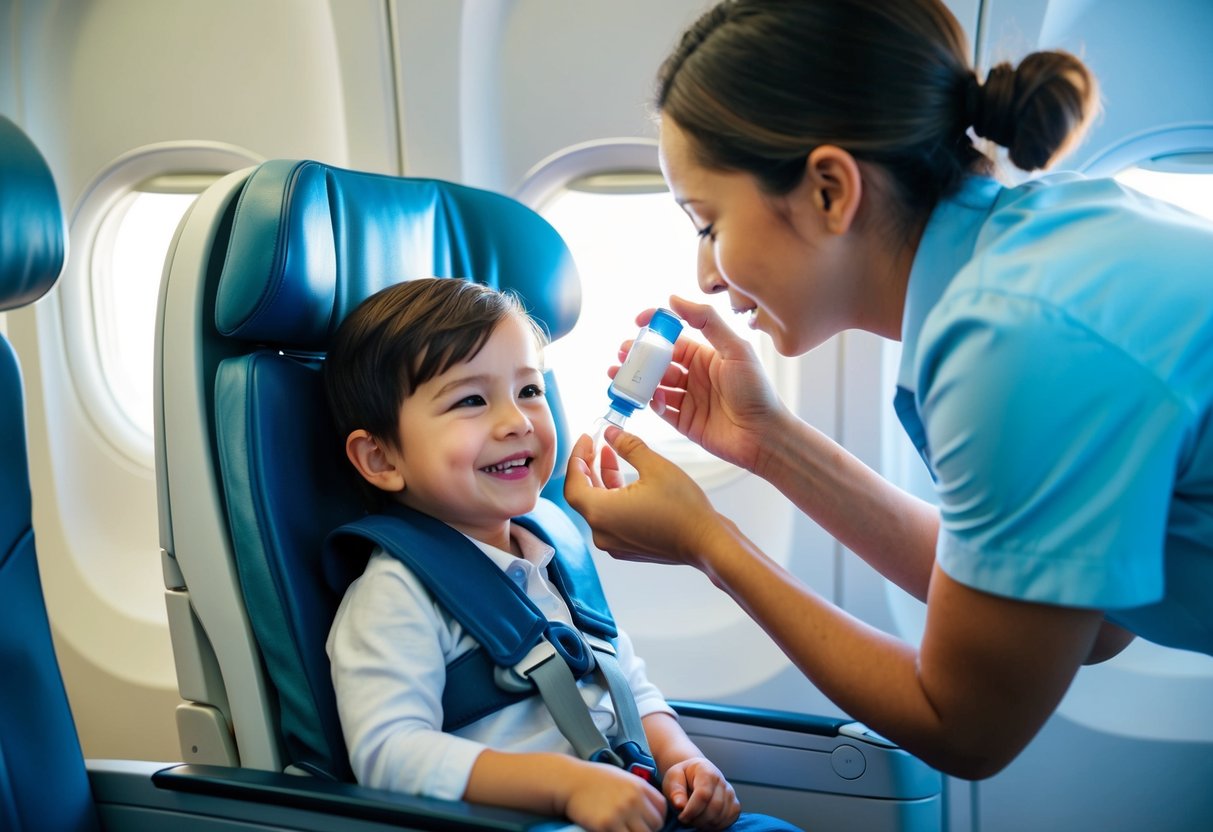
[94,182,202,438]
[65,144,257,466]
[1115,164,1213,221]
[540,178,784,480]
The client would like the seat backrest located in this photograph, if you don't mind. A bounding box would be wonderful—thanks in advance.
[0,116,100,831]
[155,159,581,780]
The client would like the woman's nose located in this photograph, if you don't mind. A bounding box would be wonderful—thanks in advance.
[697,243,726,294]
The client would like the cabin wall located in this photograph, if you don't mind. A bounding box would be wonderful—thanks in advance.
[3,0,400,761]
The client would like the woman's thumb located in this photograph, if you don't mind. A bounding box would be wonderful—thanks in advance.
[603,427,650,464]
[669,295,747,355]
[563,451,593,503]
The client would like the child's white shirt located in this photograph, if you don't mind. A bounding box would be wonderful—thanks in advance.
[327,522,673,799]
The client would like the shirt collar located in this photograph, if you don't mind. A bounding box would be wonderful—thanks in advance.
[898,176,1003,391]
[465,523,555,573]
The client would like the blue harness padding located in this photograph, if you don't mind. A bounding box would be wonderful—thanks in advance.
[324,498,658,779]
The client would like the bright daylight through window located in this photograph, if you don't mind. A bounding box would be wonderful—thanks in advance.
[540,182,772,470]
[1115,165,1213,222]
[96,189,198,438]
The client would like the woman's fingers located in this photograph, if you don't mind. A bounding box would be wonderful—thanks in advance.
[669,295,750,358]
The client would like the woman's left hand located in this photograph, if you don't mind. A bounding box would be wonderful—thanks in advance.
[564,428,722,569]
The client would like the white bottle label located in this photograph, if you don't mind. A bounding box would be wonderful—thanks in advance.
[609,337,672,408]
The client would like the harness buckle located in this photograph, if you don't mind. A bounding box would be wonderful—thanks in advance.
[493,623,597,694]
[493,639,558,693]
[614,739,658,783]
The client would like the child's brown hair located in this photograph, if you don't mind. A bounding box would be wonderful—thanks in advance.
[324,278,547,457]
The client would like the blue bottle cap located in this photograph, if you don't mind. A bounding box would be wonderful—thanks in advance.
[606,391,639,417]
[647,308,684,344]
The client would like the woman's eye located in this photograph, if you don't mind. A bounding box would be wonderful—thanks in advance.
[696,223,715,241]
[520,384,544,399]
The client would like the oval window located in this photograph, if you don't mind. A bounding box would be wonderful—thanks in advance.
[1115,156,1213,220]
[63,142,260,465]
[94,180,204,438]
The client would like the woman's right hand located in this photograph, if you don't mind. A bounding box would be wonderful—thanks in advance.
[629,295,787,474]
[565,430,724,570]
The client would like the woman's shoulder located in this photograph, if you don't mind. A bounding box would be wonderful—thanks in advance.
[950,172,1213,317]
[922,172,1213,403]
[984,171,1213,253]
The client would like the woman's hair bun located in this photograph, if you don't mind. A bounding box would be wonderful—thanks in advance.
[968,51,1099,171]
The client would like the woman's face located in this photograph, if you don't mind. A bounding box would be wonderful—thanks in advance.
[658,117,859,356]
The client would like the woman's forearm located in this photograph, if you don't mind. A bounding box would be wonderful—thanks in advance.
[693,518,1096,779]
[753,410,939,601]
[697,520,938,739]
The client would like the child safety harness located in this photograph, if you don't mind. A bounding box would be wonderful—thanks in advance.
[324,498,659,783]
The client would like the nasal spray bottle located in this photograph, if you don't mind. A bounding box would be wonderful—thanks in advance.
[591,308,684,464]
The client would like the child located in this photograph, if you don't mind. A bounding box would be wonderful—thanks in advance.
[323,278,792,832]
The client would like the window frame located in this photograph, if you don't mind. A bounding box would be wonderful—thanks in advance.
[61,142,261,467]
[1080,124,1213,178]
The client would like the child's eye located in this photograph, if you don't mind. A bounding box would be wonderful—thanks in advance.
[454,394,486,408]
[696,223,715,241]
[520,384,544,399]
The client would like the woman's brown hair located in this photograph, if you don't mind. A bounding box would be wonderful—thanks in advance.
[657,0,1098,229]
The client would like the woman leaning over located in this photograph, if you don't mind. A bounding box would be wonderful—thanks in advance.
[565,0,1213,780]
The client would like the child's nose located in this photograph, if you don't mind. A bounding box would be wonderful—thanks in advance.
[495,401,533,436]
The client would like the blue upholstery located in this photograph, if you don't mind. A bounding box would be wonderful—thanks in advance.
[208,160,582,780]
[214,160,580,348]
[0,117,99,830]
[0,119,65,313]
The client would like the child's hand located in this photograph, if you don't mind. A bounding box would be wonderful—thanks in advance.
[662,756,741,831]
[562,762,668,832]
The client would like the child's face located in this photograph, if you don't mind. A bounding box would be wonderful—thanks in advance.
[391,313,556,543]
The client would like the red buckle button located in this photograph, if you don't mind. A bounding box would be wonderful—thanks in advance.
[627,763,655,782]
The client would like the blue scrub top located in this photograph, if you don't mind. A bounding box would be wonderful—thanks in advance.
[897,173,1213,656]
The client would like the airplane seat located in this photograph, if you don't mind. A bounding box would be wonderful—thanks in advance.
[220,159,581,781]
[155,158,943,830]
[0,110,546,832]
[0,115,102,832]
[156,159,582,782]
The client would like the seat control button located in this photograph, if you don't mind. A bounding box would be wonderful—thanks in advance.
[831,744,866,779]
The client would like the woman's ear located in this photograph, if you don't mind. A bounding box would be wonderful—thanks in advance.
[804,145,862,235]
[345,430,406,493]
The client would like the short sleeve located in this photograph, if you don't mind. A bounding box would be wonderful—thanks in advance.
[917,290,1188,609]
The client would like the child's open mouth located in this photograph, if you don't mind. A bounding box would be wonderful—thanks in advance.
[480,456,532,479]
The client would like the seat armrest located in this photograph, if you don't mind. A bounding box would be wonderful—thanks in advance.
[670,699,850,736]
[88,759,573,832]
[668,700,942,831]
[669,698,938,798]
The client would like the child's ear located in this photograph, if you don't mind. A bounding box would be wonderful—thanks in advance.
[345,430,406,493]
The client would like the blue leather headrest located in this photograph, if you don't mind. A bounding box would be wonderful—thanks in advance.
[0,117,66,312]
[215,160,580,350]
